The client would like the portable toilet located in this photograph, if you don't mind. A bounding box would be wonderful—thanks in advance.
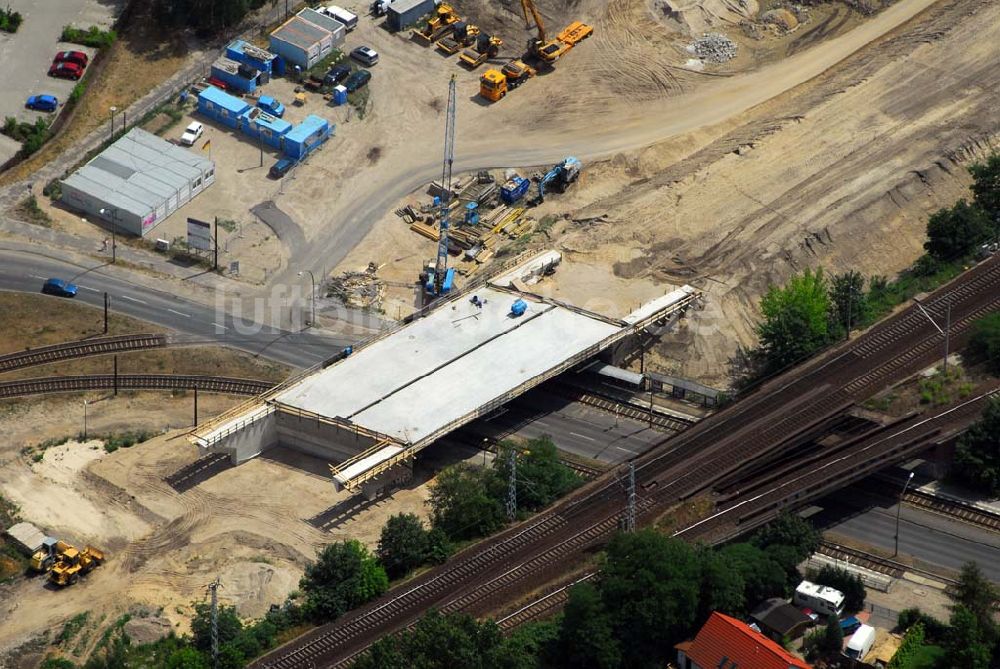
[332,85,348,106]
[464,202,480,225]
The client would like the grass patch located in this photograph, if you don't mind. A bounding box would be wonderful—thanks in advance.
[13,195,53,227]
[2,116,51,157]
[0,6,23,33]
[896,644,946,669]
[305,48,345,81]
[349,87,372,120]
[61,25,117,49]
[864,259,966,326]
[917,366,964,406]
[217,218,238,233]
[56,611,91,645]
[100,429,156,453]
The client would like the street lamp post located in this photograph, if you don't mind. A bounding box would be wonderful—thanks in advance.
[83,399,88,440]
[893,471,915,557]
[109,106,117,140]
[298,270,316,327]
[99,207,118,263]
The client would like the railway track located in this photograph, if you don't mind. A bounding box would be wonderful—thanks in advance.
[550,382,696,433]
[253,257,1000,669]
[0,333,167,373]
[816,542,906,579]
[903,488,1000,532]
[0,374,275,398]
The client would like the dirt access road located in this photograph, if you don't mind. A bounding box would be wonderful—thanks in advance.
[275,0,943,288]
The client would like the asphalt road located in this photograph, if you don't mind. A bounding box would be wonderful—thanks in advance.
[461,390,669,464]
[822,498,1000,581]
[0,249,353,369]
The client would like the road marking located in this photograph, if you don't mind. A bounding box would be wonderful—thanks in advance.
[167,308,191,318]
[120,295,147,304]
[212,322,229,331]
[29,274,47,280]
[569,431,596,442]
[615,446,638,454]
[78,285,99,292]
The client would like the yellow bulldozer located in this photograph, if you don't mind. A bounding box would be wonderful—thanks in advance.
[49,544,105,586]
[413,3,460,43]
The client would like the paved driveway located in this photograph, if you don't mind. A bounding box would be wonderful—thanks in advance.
[0,0,118,163]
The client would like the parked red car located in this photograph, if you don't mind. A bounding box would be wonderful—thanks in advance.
[54,50,89,68]
[48,61,83,80]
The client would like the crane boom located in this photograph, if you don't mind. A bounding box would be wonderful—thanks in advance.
[519,0,546,43]
[433,74,458,296]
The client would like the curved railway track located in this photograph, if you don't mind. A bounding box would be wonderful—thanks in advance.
[0,333,167,373]
[0,374,275,398]
[254,258,1000,668]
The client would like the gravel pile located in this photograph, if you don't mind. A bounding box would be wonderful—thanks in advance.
[690,33,738,63]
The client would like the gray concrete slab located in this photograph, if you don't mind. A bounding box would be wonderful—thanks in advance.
[0,0,116,132]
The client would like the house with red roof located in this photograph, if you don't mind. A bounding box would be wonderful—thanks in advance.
[675,611,812,669]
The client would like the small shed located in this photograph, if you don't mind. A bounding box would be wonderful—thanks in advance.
[283,114,333,159]
[297,7,346,47]
[210,56,261,94]
[226,39,277,77]
[387,0,436,31]
[270,15,335,69]
[4,522,47,555]
[198,85,252,129]
[750,598,814,642]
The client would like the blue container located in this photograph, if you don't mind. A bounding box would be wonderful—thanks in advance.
[510,299,528,317]
[500,175,530,205]
[333,86,348,106]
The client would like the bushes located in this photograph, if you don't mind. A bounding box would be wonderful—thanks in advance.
[100,430,156,453]
[299,540,388,623]
[61,25,116,49]
[968,313,1000,375]
[810,565,866,613]
[952,398,1000,496]
[2,116,51,157]
[376,513,452,580]
[0,7,23,33]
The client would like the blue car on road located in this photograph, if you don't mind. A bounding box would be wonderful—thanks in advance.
[26,95,59,112]
[42,278,78,298]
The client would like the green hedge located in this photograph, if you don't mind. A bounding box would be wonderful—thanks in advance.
[61,25,116,49]
[0,7,23,33]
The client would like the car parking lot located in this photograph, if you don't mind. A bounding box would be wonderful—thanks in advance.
[0,0,116,162]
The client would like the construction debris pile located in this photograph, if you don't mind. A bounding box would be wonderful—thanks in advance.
[326,263,387,310]
[688,33,737,63]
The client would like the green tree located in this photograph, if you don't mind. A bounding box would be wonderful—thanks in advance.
[377,513,430,580]
[751,512,821,561]
[428,463,505,540]
[828,271,869,335]
[967,313,1000,375]
[556,581,621,669]
[924,199,991,262]
[948,562,999,634]
[945,605,991,669]
[812,565,866,613]
[969,153,1000,226]
[599,531,701,668]
[720,542,788,605]
[191,602,242,652]
[696,547,746,620]
[757,268,831,373]
[822,614,844,655]
[495,437,581,512]
[300,540,388,623]
[953,400,1000,496]
[424,526,454,565]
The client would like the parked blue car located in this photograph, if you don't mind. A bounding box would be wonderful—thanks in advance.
[42,278,78,298]
[257,95,285,118]
[26,95,59,112]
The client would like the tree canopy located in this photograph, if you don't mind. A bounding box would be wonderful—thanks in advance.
[299,540,388,623]
[427,463,505,541]
[756,268,831,373]
[967,312,1000,375]
[953,399,1000,496]
[923,199,991,262]
[556,581,621,669]
[494,437,582,512]
[377,513,431,580]
[969,153,1000,226]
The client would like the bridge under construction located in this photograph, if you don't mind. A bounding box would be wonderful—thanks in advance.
[190,252,699,495]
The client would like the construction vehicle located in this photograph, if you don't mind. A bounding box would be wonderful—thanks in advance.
[30,537,70,573]
[420,75,458,301]
[531,156,582,204]
[458,34,503,68]
[479,59,536,101]
[413,3,460,43]
[49,544,105,586]
[519,0,593,64]
[436,22,480,55]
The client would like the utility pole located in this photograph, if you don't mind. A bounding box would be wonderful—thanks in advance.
[624,462,636,533]
[194,387,199,427]
[113,355,118,396]
[505,447,517,521]
[893,472,915,557]
[214,216,219,271]
[207,577,222,669]
[103,292,109,334]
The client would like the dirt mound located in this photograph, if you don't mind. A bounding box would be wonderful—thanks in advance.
[123,617,173,645]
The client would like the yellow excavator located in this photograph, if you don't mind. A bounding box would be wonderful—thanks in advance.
[479,0,591,101]
[50,544,105,586]
[413,3,460,43]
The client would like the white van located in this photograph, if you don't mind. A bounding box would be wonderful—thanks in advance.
[324,5,358,31]
[845,624,875,660]
[793,581,845,618]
